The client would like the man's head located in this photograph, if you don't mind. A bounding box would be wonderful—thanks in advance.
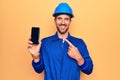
[53,2,74,34]
[54,14,71,34]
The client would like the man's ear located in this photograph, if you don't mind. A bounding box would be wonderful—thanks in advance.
[54,17,57,20]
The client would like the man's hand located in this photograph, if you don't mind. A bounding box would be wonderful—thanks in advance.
[28,39,41,62]
[65,39,84,66]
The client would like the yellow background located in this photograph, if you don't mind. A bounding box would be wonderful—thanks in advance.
[0,0,120,80]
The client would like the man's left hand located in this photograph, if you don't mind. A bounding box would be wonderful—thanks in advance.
[65,39,84,66]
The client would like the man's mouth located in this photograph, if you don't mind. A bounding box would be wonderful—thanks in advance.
[60,24,67,27]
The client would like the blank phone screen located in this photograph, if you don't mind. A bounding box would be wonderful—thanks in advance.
[31,27,40,44]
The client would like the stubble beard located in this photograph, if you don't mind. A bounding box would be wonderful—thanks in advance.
[57,27,69,35]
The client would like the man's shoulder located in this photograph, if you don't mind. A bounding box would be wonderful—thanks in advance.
[70,36,83,42]
[70,36,86,46]
[41,35,55,42]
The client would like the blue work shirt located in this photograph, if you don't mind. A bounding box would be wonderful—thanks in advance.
[32,32,93,80]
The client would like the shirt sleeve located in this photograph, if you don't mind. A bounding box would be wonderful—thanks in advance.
[78,40,93,75]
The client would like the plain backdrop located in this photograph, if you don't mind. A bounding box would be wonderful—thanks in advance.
[0,0,120,80]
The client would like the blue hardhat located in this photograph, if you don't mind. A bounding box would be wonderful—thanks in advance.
[53,2,74,18]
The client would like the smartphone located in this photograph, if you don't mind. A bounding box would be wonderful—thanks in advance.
[31,27,40,44]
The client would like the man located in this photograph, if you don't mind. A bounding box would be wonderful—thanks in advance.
[28,2,93,80]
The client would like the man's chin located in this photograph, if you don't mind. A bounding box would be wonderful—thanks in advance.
[57,27,69,34]
[59,31,67,34]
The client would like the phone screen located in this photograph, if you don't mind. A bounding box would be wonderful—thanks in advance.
[31,27,40,44]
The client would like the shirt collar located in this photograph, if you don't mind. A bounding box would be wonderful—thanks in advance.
[52,32,71,41]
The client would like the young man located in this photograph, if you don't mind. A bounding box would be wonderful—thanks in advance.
[28,2,93,80]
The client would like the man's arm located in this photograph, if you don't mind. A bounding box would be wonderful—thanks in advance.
[65,39,93,74]
[28,40,44,73]
[32,55,44,73]
[79,46,93,74]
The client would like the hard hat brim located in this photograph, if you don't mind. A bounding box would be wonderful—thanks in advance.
[53,13,74,18]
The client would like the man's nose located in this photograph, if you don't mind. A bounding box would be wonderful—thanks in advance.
[61,19,65,24]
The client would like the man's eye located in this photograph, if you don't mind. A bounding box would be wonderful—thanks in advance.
[57,17,62,20]
[65,18,70,21]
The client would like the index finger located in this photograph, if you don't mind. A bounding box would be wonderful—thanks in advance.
[65,39,74,47]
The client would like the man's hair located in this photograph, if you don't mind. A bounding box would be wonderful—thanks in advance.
[54,13,72,20]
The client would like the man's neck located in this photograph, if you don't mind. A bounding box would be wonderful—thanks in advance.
[57,32,68,40]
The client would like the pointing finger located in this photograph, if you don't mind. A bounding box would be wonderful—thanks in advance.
[65,39,74,47]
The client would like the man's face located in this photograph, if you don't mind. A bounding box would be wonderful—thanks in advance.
[54,14,71,34]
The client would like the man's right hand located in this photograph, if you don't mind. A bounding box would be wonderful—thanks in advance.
[28,39,41,62]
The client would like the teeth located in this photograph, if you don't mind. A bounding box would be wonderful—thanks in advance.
[61,26,65,29]
[61,26,65,28]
